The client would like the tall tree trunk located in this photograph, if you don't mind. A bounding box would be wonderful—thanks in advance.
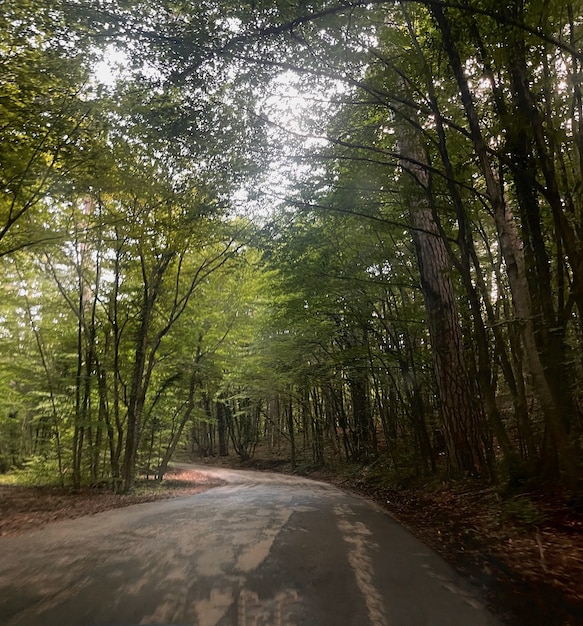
[99,363,120,482]
[402,10,508,478]
[121,251,173,492]
[217,399,229,456]
[157,370,198,481]
[502,11,579,478]
[433,3,580,485]
[349,371,371,462]
[396,100,487,477]
[287,392,296,470]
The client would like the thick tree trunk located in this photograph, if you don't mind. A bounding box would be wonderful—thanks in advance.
[396,105,486,477]
[121,345,147,491]
[407,11,508,478]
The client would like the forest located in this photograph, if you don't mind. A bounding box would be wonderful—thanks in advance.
[2,0,583,500]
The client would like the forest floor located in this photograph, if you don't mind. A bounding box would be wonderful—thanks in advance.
[1,459,582,625]
[0,466,223,538]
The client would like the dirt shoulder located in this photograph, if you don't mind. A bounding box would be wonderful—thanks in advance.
[0,467,223,538]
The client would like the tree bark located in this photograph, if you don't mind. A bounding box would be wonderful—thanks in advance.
[432,2,580,485]
[121,250,173,492]
[396,98,486,477]
[157,369,198,481]
[216,400,229,456]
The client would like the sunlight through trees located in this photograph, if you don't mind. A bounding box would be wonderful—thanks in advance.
[2,0,583,491]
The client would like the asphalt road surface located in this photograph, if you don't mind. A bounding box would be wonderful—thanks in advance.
[0,465,501,626]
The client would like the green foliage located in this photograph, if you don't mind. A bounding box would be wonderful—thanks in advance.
[502,496,547,529]
[0,2,106,256]
[1,0,583,491]
[0,455,63,487]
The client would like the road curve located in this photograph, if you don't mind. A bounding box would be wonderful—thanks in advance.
[0,465,501,626]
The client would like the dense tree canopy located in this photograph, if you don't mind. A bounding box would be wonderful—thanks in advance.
[1,0,582,491]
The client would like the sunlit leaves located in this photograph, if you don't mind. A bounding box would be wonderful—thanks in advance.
[0,2,108,256]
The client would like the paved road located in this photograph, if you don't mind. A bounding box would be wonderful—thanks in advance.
[0,466,500,626]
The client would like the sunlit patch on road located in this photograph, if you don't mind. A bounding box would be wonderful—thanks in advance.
[238,588,301,626]
[334,504,388,626]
